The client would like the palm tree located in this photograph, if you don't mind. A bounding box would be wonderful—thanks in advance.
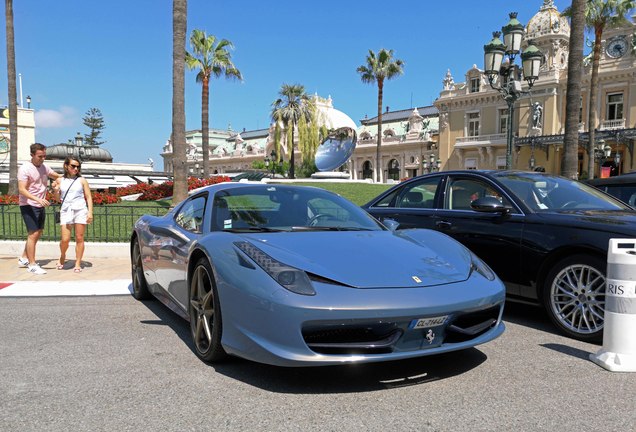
[562,0,586,179]
[357,49,404,182]
[565,0,635,178]
[171,0,188,204]
[186,30,242,178]
[271,84,314,179]
[5,0,18,195]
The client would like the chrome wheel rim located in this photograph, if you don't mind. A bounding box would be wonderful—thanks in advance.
[190,265,215,354]
[550,263,605,335]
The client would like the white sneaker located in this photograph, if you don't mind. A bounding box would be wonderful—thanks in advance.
[27,264,47,275]
[18,257,29,267]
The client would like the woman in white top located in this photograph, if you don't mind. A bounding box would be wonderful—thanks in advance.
[53,157,93,272]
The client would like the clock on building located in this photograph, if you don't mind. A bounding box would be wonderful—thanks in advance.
[606,36,628,58]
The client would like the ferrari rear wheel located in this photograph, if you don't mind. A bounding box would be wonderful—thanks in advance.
[189,258,226,362]
[543,254,605,342]
[131,240,151,300]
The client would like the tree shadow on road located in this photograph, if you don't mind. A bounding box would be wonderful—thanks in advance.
[138,298,489,394]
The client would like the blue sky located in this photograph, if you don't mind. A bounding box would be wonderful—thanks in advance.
[1,0,571,170]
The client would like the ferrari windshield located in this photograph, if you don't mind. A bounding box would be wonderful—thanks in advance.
[212,185,383,232]
[495,172,631,212]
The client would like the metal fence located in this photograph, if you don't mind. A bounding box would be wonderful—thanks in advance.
[0,205,170,243]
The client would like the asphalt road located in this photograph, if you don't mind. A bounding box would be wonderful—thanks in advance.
[1,296,634,432]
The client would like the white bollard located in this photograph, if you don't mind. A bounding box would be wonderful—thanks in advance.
[590,239,636,372]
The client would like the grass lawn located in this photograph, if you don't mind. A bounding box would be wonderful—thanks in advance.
[0,182,392,242]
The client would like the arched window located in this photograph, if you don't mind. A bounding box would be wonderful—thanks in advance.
[362,161,373,179]
[388,159,400,181]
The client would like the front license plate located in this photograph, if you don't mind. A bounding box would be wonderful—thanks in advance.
[410,315,448,329]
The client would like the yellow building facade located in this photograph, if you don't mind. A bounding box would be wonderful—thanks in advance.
[434,1,636,178]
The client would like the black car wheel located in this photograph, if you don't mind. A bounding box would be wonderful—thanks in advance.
[543,254,605,341]
[189,258,226,363]
[131,240,151,300]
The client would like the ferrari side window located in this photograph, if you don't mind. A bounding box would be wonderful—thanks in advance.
[175,196,207,233]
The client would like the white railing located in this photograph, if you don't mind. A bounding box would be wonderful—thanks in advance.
[600,119,625,130]
[456,133,507,144]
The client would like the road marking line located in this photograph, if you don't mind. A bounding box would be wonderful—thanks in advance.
[0,279,133,297]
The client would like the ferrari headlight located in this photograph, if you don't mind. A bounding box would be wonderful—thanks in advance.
[234,241,316,296]
[470,253,496,281]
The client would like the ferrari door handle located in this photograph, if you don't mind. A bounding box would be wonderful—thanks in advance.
[436,220,452,230]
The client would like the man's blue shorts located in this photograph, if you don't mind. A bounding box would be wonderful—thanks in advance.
[20,205,46,232]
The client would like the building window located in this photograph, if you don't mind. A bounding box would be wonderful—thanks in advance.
[579,96,583,123]
[499,109,508,134]
[465,158,478,170]
[606,93,623,120]
[470,77,480,93]
[468,112,480,137]
[496,156,506,170]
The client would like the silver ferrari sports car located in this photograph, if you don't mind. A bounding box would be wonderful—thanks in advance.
[130,183,505,367]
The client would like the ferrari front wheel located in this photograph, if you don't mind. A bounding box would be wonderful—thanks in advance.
[189,258,226,363]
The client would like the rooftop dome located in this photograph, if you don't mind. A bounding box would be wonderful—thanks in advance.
[526,0,570,40]
[47,144,113,162]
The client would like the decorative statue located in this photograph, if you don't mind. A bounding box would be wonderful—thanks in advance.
[532,102,543,129]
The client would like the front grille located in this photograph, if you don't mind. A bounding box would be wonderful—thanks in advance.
[302,323,402,354]
[444,305,501,343]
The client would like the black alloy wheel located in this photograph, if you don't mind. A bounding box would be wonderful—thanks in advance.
[131,240,151,300]
[189,258,226,363]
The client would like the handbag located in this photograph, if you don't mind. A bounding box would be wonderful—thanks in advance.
[55,177,78,224]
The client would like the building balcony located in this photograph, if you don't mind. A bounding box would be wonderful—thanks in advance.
[600,119,626,130]
[455,133,507,147]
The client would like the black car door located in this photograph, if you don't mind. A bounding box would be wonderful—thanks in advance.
[365,174,443,230]
[432,174,525,293]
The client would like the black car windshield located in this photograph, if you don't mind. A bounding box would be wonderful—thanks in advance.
[495,172,631,212]
[212,185,383,232]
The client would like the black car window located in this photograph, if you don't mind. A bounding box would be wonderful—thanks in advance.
[395,177,440,208]
[175,195,207,233]
[372,188,400,207]
[446,178,511,210]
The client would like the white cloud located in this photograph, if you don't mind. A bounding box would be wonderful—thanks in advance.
[35,106,77,128]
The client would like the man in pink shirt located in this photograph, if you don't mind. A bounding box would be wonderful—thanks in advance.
[17,143,61,274]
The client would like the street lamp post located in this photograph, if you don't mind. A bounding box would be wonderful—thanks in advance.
[483,12,542,169]
[269,150,276,178]
[422,153,441,174]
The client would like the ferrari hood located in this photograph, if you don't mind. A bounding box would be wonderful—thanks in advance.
[239,230,472,288]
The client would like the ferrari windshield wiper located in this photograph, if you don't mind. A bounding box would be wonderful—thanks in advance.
[290,226,374,232]
[224,226,286,233]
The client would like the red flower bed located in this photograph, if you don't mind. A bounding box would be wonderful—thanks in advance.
[138,176,231,201]
[0,176,232,205]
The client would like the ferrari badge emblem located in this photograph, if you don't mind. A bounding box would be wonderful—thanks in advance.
[412,276,422,283]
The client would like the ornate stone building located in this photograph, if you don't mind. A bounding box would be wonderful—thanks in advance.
[162,97,439,182]
[434,0,636,178]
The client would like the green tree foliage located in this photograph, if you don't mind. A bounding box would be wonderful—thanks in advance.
[357,49,404,182]
[271,84,314,179]
[82,108,106,146]
[186,29,242,178]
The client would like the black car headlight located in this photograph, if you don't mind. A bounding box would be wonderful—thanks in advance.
[234,241,316,296]
[469,253,496,281]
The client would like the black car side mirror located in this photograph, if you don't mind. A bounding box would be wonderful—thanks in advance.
[471,196,511,214]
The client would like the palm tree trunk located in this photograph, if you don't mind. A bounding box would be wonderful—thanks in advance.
[562,0,585,179]
[587,28,603,179]
[5,0,18,195]
[376,80,384,183]
[289,126,295,179]
[171,0,188,204]
[202,76,209,178]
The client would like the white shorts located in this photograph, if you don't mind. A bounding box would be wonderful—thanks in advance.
[60,207,88,225]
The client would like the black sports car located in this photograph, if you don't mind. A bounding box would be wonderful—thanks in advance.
[363,170,636,341]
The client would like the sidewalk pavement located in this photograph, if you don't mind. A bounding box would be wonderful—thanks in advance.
[0,241,133,296]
